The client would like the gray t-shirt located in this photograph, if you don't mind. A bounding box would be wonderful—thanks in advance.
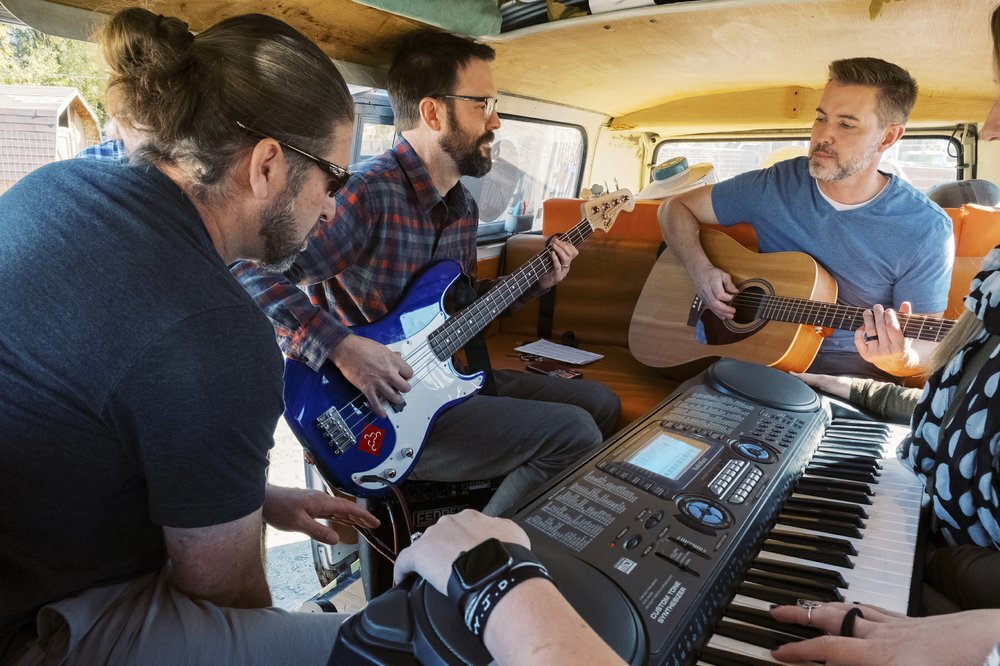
[0,159,283,641]
[712,157,954,374]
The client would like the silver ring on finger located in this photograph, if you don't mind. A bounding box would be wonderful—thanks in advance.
[797,598,823,625]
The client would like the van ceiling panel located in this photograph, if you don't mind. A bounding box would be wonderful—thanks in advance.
[487,0,995,118]
[8,0,997,129]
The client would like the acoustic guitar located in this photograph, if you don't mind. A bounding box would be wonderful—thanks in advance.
[283,190,634,497]
[628,228,955,373]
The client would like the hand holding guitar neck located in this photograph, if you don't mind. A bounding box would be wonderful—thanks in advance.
[854,302,924,377]
[538,235,578,290]
[330,334,414,418]
[629,229,956,374]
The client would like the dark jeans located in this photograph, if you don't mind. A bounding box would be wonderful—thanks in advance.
[412,369,620,515]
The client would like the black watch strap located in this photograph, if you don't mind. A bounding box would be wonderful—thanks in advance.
[447,541,539,607]
[447,540,550,630]
[464,561,552,636]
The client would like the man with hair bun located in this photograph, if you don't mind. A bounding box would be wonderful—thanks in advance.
[0,9,623,665]
[660,57,954,382]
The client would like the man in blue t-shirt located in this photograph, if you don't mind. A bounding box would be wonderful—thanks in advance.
[659,57,953,380]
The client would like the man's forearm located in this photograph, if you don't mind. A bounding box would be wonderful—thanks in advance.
[659,199,711,276]
[483,579,624,666]
[877,338,936,378]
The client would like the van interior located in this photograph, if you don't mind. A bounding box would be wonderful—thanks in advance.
[5,0,1000,660]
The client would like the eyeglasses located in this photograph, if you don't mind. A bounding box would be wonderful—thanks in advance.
[436,94,499,119]
[236,121,350,197]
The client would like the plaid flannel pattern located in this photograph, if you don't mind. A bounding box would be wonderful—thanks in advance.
[75,139,128,162]
[232,137,480,370]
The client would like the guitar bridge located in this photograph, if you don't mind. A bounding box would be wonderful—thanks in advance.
[688,296,705,327]
[315,407,354,455]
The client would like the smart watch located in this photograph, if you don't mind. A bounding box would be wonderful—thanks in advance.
[447,538,551,636]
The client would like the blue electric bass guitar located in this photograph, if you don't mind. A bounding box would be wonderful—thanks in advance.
[283,190,634,496]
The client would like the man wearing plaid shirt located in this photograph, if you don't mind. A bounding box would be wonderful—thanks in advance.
[233,31,619,515]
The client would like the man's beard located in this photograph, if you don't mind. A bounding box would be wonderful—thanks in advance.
[441,119,494,178]
[256,177,311,273]
[808,141,879,182]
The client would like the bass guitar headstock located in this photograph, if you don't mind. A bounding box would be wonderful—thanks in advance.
[584,188,634,233]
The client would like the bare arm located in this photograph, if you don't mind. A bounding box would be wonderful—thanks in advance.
[163,509,270,609]
[483,579,623,666]
[658,185,738,319]
[393,510,624,666]
[792,372,853,400]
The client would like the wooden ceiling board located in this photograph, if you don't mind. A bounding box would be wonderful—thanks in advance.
[15,0,426,68]
[9,0,998,132]
[487,0,996,118]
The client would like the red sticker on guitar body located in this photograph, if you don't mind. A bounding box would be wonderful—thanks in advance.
[358,425,385,457]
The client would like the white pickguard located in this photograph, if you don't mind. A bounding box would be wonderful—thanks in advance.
[350,311,482,492]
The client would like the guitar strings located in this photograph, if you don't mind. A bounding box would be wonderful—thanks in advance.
[331,204,618,442]
[723,291,956,340]
[337,219,590,430]
[333,224,584,435]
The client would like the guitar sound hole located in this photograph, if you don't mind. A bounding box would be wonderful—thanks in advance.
[733,286,766,325]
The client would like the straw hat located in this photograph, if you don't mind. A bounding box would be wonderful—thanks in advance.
[636,156,715,200]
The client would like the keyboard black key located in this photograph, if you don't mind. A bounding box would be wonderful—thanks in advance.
[715,618,798,651]
[725,604,824,640]
[811,450,883,470]
[794,481,873,505]
[737,581,800,606]
[751,556,848,588]
[762,538,855,568]
[806,463,878,484]
[784,496,869,520]
[744,568,844,602]
[818,444,881,460]
[769,528,858,556]
[776,512,863,539]
[800,476,874,496]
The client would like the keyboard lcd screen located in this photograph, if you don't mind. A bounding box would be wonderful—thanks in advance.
[627,433,709,480]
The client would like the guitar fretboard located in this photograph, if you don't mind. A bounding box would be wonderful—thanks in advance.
[731,291,955,342]
[427,219,595,360]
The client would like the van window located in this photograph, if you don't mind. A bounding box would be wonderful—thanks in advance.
[464,117,585,242]
[654,135,962,193]
[349,89,396,163]
[343,90,585,242]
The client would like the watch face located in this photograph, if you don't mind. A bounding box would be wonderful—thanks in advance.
[456,538,513,589]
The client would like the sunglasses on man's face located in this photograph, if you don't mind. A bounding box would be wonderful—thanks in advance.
[236,121,350,197]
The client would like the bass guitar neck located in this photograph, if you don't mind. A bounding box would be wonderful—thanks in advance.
[284,190,634,497]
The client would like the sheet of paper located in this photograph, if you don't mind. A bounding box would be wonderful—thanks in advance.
[514,339,604,365]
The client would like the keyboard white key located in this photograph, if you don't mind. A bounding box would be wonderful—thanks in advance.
[702,417,924,662]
